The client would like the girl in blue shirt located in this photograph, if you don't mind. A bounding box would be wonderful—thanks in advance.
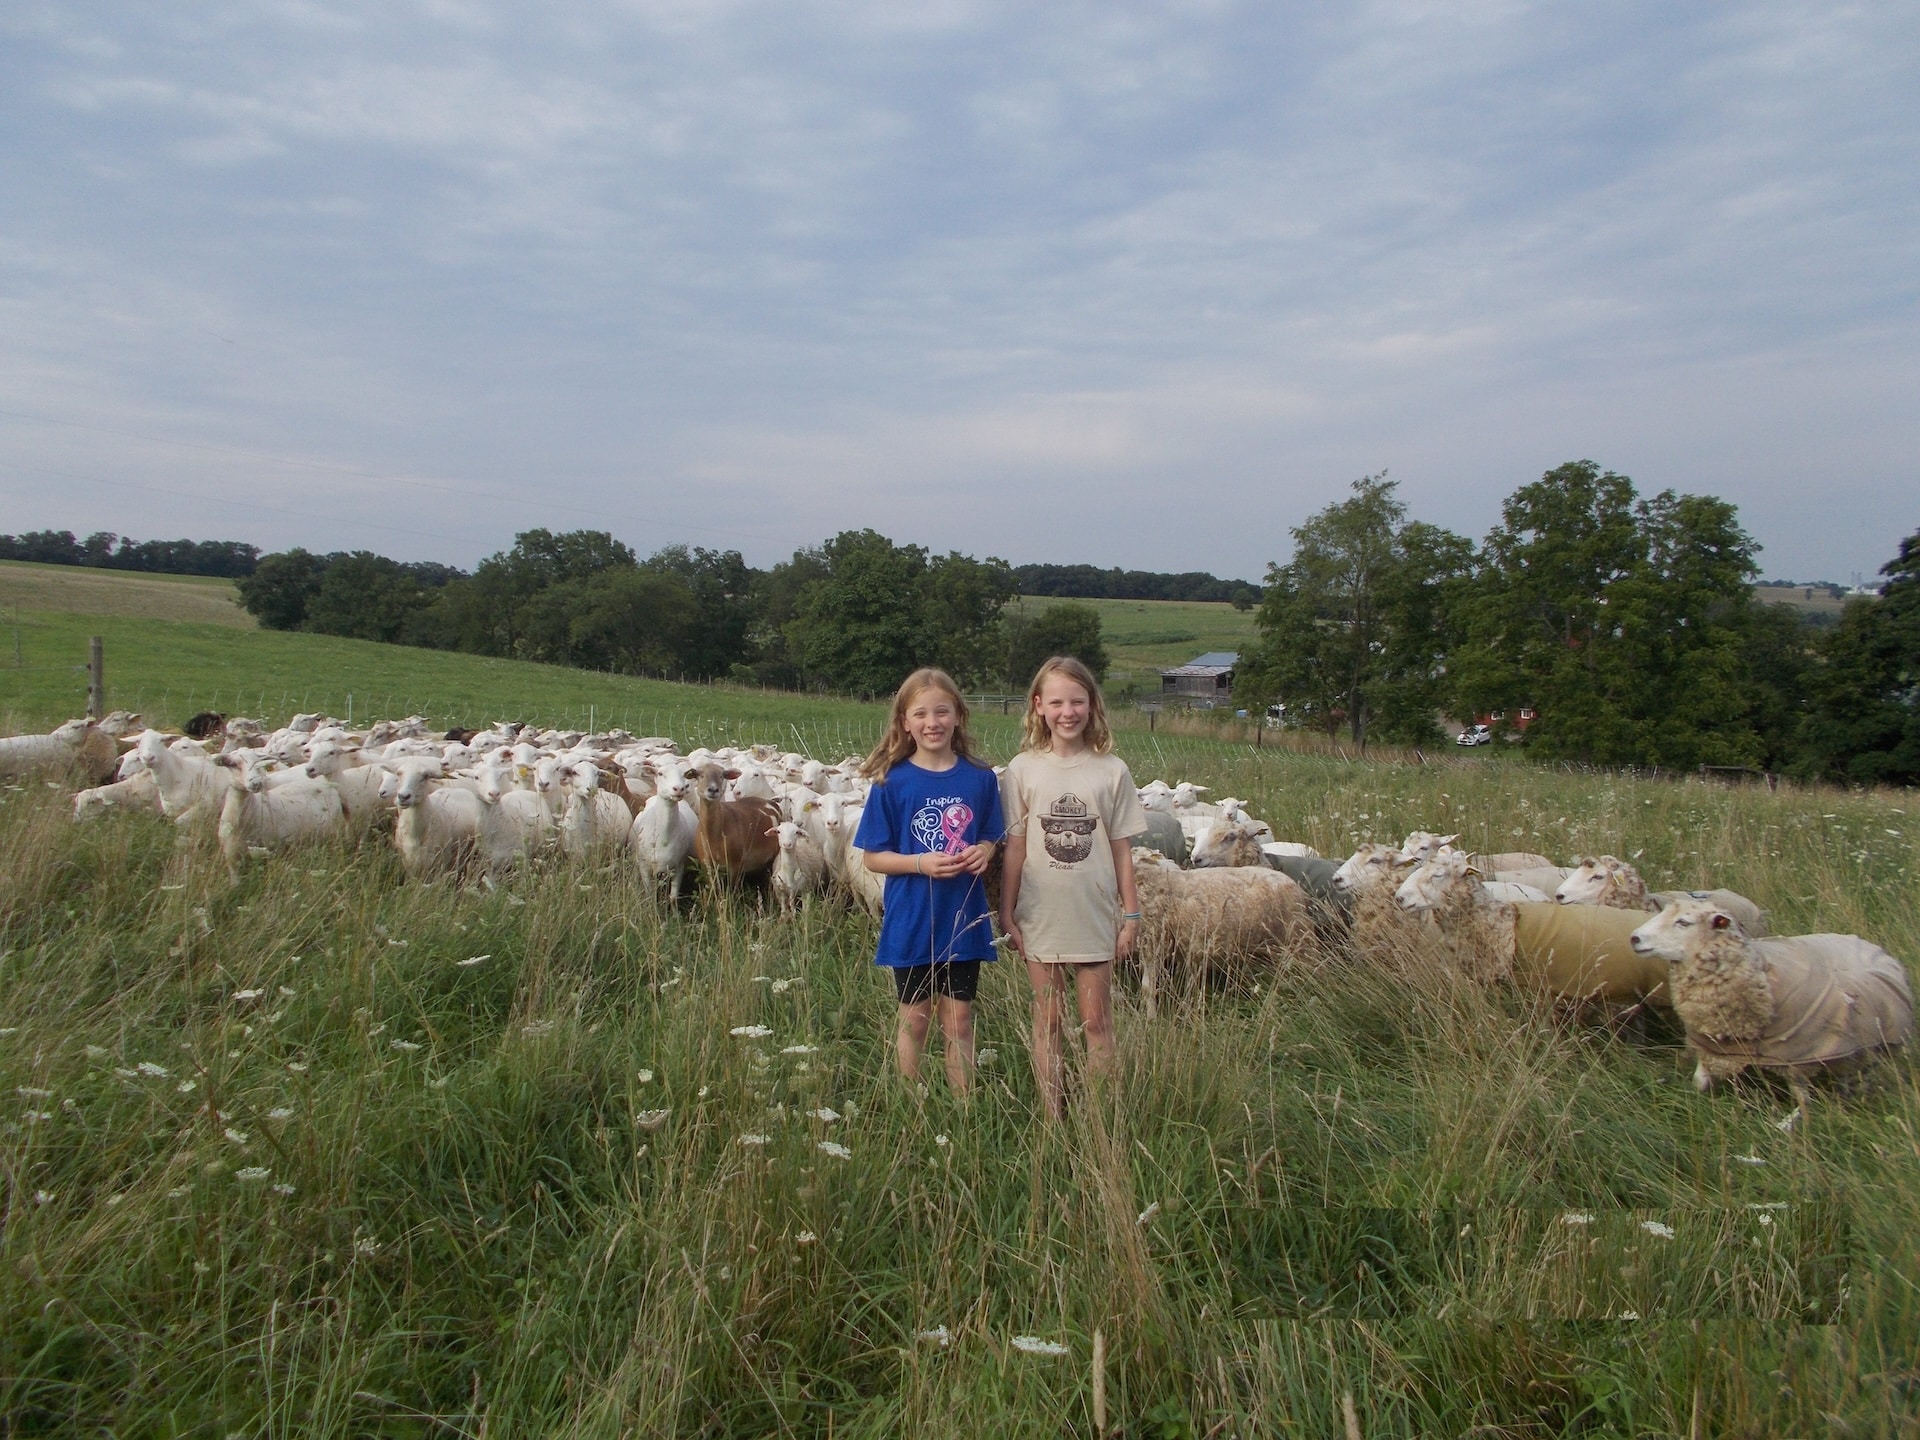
[853,668,1003,1094]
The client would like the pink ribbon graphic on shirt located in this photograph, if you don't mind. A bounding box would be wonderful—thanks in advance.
[939,802,973,854]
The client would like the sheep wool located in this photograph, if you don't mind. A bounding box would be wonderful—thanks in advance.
[1683,935,1914,1071]
[1510,903,1670,1005]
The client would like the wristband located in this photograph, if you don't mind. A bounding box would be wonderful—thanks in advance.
[1121,911,1141,922]
[916,854,925,875]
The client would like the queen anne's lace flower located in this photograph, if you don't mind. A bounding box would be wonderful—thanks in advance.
[1011,1336,1069,1356]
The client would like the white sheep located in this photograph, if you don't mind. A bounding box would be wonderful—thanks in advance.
[135,729,227,829]
[211,750,345,868]
[1187,819,1269,869]
[1397,848,1667,1003]
[387,758,489,876]
[0,719,117,785]
[1555,855,1769,937]
[1629,897,1913,1093]
[1132,853,1310,1009]
[767,819,829,913]
[73,766,163,822]
[631,794,698,899]
[556,759,633,859]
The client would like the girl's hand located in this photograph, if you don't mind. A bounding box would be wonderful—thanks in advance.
[1116,917,1139,963]
[955,841,995,876]
[1000,915,1025,958]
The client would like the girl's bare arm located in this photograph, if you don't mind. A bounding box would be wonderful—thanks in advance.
[863,848,968,878]
[1111,836,1140,962]
[998,834,1026,954]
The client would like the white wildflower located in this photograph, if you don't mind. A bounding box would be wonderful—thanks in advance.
[770,978,794,993]
[809,1107,840,1123]
[1775,1108,1801,1133]
[521,1021,553,1037]
[1640,1220,1676,1240]
[781,1044,819,1055]
[136,1061,170,1079]
[935,1134,949,1147]
[817,1141,851,1160]
[224,1128,249,1146]
[113,1067,137,1078]
[1757,1213,1775,1227]
[233,989,263,1002]
[1616,1310,1641,1321]
[637,1069,655,1083]
[34,1189,55,1205]
[287,1061,308,1073]
[16,1086,52,1099]
[1137,1201,1161,1226]
[1561,1212,1595,1227]
[752,975,773,984]
[23,1110,51,1122]
[1733,1154,1766,1166]
[354,1236,379,1255]
[697,1085,710,1099]
[636,1109,670,1130]
[795,1231,817,1245]
[167,1186,191,1198]
[738,1133,771,1147]
[504,894,525,907]
[235,1167,270,1183]
[272,1184,295,1196]
[458,955,489,968]
[918,1325,952,1347]
[390,1039,421,1052]
[106,1193,124,1206]
[976,1049,997,1066]
[177,1080,197,1093]
[1011,1336,1070,1356]
[730,1024,774,1038]
[84,1045,109,1060]
[267,1107,294,1121]
[278,986,297,998]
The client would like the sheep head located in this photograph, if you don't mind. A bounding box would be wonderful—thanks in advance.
[1395,848,1474,912]
[1332,843,1408,895]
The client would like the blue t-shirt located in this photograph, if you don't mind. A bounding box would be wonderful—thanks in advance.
[853,756,1005,969]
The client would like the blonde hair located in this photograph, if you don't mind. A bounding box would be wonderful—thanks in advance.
[860,668,982,781]
[1021,655,1114,754]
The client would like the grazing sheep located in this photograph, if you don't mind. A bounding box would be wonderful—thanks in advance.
[845,843,887,916]
[1630,897,1913,1093]
[1132,853,1311,1008]
[387,759,487,876]
[1555,855,1769,937]
[1494,866,1576,894]
[692,796,782,888]
[1474,851,1556,874]
[182,711,226,740]
[73,767,163,822]
[303,740,394,821]
[1397,848,1666,1004]
[1187,819,1267,869]
[135,729,227,829]
[0,718,118,785]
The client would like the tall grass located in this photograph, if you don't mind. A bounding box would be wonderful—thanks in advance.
[3,724,1917,1434]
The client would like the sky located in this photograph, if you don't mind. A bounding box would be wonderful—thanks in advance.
[2,1,1915,584]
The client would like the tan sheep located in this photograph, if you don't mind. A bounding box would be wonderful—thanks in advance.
[1630,896,1913,1093]
[1187,818,1268,869]
[1556,855,1769,937]
[1133,853,1310,1009]
[1397,848,1668,1005]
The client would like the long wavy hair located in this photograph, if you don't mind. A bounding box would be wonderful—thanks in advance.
[1021,655,1114,754]
[860,668,982,781]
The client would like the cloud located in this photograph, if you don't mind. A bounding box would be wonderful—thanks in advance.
[0,0,1914,581]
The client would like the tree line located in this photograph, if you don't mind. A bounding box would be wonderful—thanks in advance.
[1234,462,1917,786]
[235,530,1113,699]
[1012,563,1260,607]
[0,529,259,578]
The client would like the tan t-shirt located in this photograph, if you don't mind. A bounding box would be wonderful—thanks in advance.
[1001,748,1149,964]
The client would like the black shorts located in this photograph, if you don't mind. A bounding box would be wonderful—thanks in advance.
[891,960,983,1005]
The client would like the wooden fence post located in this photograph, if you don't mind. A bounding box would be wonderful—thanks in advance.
[88,636,105,719]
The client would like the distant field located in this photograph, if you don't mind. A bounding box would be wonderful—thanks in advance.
[0,559,254,629]
[1752,584,1852,620]
[1008,595,1259,693]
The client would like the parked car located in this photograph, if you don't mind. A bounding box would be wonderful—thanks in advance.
[1456,723,1492,746]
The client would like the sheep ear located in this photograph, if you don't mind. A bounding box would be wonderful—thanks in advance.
[1710,913,1732,930]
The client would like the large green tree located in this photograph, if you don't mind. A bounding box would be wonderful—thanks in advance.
[1004,602,1109,689]
[1794,529,1920,785]
[1451,462,1768,767]
[1237,474,1470,748]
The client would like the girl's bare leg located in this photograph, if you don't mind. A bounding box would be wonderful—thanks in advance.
[937,996,975,1095]
[1075,962,1117,1079]
[896,999,933,1080]
[1026,960,1067,1117]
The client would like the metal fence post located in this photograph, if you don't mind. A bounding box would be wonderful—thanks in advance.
[88,636,105,718]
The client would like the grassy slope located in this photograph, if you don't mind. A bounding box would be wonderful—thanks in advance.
[1007,596,1259,694]
[2,576,1918,1436]
[0,559,256,629]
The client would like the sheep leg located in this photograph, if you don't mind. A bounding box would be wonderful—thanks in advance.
[1140,954,1160,1019]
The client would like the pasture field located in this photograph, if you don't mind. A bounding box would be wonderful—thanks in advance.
[1003,596,1259,695]
[3,604,1920,1435]
[0,559,256,630]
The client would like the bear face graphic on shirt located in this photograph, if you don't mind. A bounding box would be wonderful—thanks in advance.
[1038,792,1096,865]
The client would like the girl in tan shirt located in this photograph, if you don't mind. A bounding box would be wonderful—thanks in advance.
[998,656,1147,1117]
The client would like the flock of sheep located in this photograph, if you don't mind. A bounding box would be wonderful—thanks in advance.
[9,711,1915,1100]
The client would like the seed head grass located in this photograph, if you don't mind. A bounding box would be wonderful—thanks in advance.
[2,725,1917,1434]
